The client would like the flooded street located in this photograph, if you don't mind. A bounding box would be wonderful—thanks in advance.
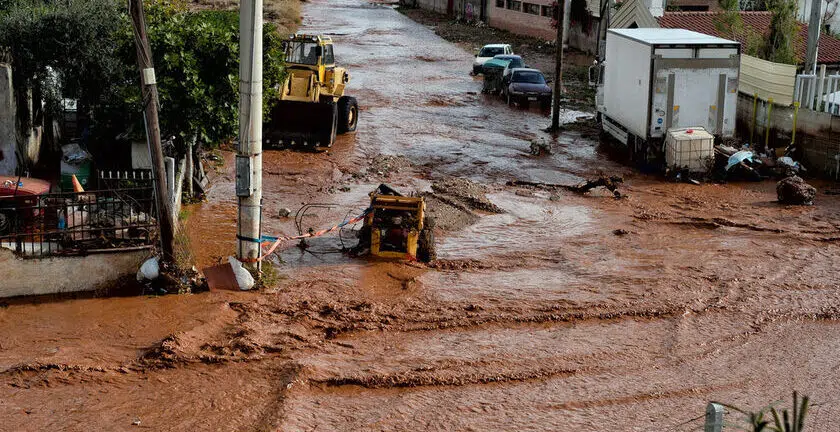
[3,0,840,430]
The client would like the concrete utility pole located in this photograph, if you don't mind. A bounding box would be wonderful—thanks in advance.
[129,0,175,262]
[805,0,823,74]
[236,0,263,270]
[550,0,566,132]
[562,0,571,47]
[596,0,611,61]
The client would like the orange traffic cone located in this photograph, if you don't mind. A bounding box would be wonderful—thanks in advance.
[71,174,84,193]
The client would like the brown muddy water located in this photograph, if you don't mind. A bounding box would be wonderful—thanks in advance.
[3,0,840,430]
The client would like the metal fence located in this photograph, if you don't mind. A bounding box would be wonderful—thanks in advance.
[0,175,158,257]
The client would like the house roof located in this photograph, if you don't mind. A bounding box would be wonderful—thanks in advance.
[658,11,840,64]
[612,0,660,29]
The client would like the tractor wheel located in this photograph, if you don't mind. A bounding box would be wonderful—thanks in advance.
[316,103,338,152]
[417,217,436,263]
[338,96,359,134]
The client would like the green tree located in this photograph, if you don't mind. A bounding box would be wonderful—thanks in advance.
[0,0,287,158]
[0,0,126,135]
[113,0,287,150]
[715,0,744,41]
[765,0,799,64]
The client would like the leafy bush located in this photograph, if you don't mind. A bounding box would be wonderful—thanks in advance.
[0,0,288,153]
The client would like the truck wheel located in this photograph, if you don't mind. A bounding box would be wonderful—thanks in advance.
[417,218,436,263]
[338,96,358,134]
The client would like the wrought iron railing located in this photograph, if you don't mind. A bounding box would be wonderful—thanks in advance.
[0,182,158,257]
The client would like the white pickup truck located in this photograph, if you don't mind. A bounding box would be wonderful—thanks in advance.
[472,44,513,75]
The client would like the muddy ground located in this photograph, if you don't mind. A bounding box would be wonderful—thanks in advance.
[3,0,840,430]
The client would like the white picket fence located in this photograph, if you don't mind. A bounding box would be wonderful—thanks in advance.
[794,70,840,114]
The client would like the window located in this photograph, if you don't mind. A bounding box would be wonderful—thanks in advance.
[541,5,554,17]
[285,41,319,65]
[496,0,504,7]
[324,44,335,65]
[506,0,521,11]
[479,46,506,57]
[523,2,540,14]
[512,70,546,84]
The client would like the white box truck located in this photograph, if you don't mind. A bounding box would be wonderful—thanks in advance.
[591,29,740,166]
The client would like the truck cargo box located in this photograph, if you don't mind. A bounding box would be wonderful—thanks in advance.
[599,29,740,145]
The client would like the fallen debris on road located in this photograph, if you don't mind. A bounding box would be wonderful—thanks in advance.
[507,175,624,199]
[777,175,817,206]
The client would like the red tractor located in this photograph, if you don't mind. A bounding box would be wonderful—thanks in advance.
[0,176,52,235]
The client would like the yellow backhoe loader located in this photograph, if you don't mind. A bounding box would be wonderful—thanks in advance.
[264,34,359,151]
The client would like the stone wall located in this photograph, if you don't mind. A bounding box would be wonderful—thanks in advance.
[0,248,150,298]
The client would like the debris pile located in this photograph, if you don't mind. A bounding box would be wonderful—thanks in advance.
[529,138,551,156]
[714,144,806,181]
[362,155,413,178]
[777,175,816,206]
[430,178,503,213]
[137,256,207,294]
[507,175,624,199]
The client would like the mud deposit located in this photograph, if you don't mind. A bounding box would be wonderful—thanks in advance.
[4,1,840,431]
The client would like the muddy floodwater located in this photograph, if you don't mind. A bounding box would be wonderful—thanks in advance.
[4,0,840,430]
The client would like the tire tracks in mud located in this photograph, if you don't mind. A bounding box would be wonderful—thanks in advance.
[313,364,585,389]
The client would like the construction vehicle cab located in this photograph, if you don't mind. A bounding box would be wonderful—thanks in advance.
[264,34,359,151]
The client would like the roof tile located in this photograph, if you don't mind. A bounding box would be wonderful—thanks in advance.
[658,11,840,64]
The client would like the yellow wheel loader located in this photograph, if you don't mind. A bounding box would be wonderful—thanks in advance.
[264,34,359,151]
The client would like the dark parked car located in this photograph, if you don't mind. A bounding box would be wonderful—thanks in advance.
[501,68,552,109]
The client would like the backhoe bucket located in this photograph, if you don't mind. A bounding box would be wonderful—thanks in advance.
[264,100,337,150]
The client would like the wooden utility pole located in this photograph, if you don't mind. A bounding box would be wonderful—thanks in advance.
[129,0,175,262]
[550,0,566,132]
[804,0,822,74]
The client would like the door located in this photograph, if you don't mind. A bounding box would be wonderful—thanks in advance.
[651,65,733,137]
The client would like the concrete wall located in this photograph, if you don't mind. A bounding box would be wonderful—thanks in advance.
[453,0,485,21]
[0,248,150,298]
[415,0,449,14]
[486,0,598,52]
[0,64,16,176]
[737,92,840,178]
[488,0,557,40]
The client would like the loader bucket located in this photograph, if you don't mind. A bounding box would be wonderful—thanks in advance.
[264,100,337,150]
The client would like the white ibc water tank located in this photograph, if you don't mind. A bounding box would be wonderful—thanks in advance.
[665,127,714,173]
